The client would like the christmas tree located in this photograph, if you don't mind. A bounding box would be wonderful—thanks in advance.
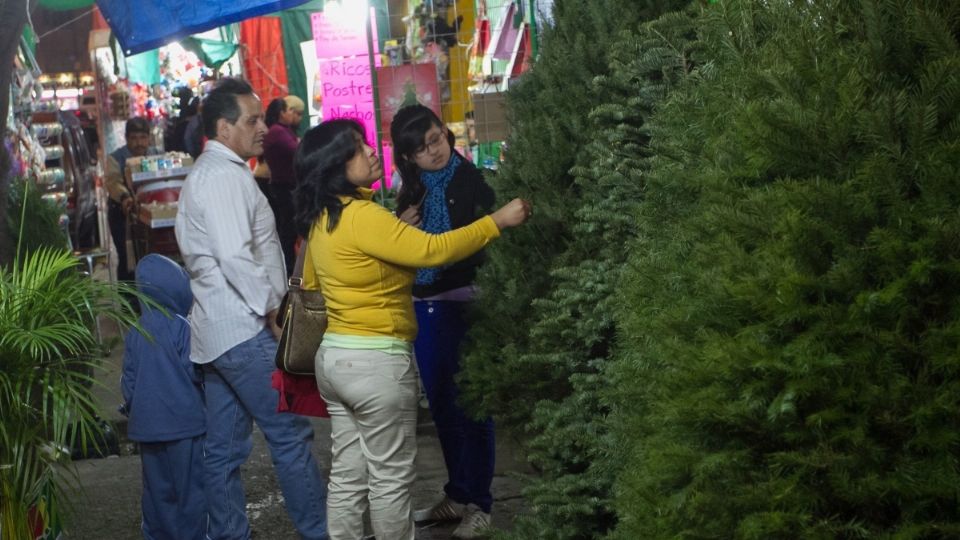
[610,0,960,536]
[460,0,692,536]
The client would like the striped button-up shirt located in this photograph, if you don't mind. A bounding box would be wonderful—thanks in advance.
[175,141,287,363]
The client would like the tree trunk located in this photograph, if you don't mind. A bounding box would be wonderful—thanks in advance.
[0,0,30,266]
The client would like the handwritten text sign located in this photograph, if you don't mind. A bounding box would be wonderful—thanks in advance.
[312,9,377,59]
[318,57,374,105]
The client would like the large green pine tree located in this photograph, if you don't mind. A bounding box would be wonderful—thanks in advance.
[459,1,692,537]
[610,0,960,537]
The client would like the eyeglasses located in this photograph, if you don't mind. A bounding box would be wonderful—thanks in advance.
[413,129,447,158]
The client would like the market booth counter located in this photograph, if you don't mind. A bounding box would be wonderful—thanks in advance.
[125,154,192,261]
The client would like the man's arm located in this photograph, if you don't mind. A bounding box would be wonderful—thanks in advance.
[104,154,132,205]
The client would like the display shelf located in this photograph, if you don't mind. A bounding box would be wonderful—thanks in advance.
[127,153,188,262]
[31,112,69,208]
[131,166,192,184]
[139,216,176,229]
[136,178,185,195]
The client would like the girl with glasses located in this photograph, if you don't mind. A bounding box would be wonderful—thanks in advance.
[391,104,503,538]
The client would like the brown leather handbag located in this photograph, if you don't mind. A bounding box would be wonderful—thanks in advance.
[274,245,327,375]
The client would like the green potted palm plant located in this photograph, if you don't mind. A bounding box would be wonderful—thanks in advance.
[1,178,140,538]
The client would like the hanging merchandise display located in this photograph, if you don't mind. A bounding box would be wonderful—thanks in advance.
[89,25,237,159]
[30,116,68,209]
[159,44,213,91]
[410,0,462,103]
[467,0,491,81]
[467,0,536,156]
[361,0,479,171]
[6,35,104,254]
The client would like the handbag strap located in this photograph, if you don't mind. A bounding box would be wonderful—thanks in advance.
[290,241,308,287]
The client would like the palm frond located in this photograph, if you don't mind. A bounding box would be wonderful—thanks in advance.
[0,246,140,534]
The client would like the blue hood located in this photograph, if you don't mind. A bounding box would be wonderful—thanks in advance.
[135,254,193,316]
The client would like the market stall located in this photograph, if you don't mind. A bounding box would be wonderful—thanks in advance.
[126,153,193,261]
[86,23,241,266]
[10,0,548,271]
[6,36,104,256]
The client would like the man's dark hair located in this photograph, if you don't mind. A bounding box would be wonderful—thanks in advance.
[125,117,151,136]
[201,78,256,139]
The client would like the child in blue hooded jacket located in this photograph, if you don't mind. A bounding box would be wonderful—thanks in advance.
[121,254,206,540]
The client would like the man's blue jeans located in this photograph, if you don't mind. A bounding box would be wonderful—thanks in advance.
[203,328,328,539]
[414,301,495,513]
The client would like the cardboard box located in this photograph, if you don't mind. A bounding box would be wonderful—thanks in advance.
[138,201,178,228]
[472,91,509,143]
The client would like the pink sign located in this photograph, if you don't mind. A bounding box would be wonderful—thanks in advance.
[312,11,367,58]
[318,57,374,105]
[322,100,375,126]
[318,56,376,148]
[311,8,379,58]
[311,7,390,187]
[321,100,393,188]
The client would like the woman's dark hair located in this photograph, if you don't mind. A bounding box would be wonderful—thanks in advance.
[293,119,366,236]
[265,98,286,128]
[201,77,254,139]
[390,104,454,212]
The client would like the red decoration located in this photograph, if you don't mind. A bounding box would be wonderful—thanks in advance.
[240,17,290,103]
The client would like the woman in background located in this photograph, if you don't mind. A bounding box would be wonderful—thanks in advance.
[253,98,284,205]
[263,95,305,275]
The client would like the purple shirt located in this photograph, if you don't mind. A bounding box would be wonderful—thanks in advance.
[262,123,299,186]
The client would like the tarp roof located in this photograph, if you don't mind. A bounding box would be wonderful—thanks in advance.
[94,0,314,56]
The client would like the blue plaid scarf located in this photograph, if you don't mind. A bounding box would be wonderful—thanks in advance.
[415,152,462,285]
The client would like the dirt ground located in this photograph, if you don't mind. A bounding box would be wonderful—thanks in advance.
[58,321,530,539]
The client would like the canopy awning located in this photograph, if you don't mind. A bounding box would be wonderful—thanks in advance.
[94,0,313,56]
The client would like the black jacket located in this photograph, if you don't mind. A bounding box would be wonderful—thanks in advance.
[397,158,496,298]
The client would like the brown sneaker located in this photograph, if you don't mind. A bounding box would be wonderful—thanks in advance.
[451,504,491,539]
[413,495,465,522]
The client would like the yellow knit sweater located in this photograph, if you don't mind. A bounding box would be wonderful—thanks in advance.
[302,188,500,342]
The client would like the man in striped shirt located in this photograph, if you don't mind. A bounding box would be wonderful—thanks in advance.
[175,78,328,540]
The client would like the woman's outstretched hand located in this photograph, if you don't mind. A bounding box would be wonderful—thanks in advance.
[491,198,532,230]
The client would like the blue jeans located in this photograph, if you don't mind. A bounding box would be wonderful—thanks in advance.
[414,301,495,513]
[203,328,328,539]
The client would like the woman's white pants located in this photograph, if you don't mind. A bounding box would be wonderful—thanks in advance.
[316,346,419,540]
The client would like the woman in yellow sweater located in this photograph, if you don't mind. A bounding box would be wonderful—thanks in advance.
[293,119,530,540]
